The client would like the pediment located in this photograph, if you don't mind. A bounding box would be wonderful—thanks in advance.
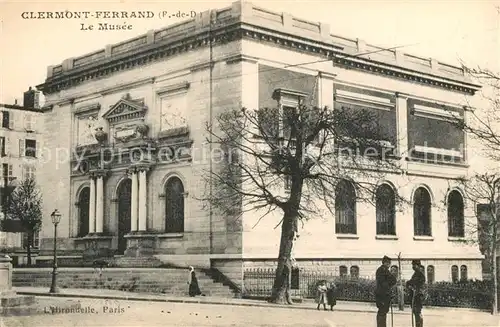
[103,94,147,124]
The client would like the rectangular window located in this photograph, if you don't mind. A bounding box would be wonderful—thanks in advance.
[407,99,465,163]
[25,139,36,157]
[24,114,33,131]
[22,231,40,249]
[22,165,36,180]
[333,84,397,156]
[0,137,5,157]
[2,111,9,128]
[2,163,13,178]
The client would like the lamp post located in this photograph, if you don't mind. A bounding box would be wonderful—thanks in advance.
[49,209,61,293]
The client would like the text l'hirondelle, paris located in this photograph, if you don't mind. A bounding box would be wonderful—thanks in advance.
[21,11,155,19]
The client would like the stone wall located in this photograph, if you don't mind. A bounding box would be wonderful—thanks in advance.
[242,258,483,282]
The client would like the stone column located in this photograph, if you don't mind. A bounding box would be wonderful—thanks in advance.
[88,176,96,234]
[129,168,139,232]
[395,93,409,158]
[137,167,148,231]
[95,173,104,234]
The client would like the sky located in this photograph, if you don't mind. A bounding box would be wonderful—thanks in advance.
[0,0,499,105]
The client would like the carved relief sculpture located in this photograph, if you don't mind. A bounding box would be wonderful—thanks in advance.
[94,127,108,144]
[136,122,149,139]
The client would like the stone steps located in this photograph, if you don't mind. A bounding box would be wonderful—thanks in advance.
[12,268,239,298]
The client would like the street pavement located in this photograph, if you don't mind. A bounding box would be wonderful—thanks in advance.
[2,297,500,327]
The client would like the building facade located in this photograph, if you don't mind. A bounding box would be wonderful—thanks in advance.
[37,1,483,285]
[0,87,44,264]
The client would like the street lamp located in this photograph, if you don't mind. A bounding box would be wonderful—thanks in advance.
[49,209,61,293]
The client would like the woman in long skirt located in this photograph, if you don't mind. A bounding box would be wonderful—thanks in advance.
[187,266,202,297]
[326,282,337,311]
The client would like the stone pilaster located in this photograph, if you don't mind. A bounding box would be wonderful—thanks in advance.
[128,167,139,232]
[137,165,150,232]
[91,169,108,234]
[395,92,409,159]
[88,176,96,234]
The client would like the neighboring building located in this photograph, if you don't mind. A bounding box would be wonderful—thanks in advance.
[36,1,483,286]
[476,203,500,280]
[0,87,44,265]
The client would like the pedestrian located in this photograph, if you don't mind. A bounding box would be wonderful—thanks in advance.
[187,266,202,297]
[326,282,337,311]
[316,280,328,310]
[375,255,397,327]
[406,260,426,327]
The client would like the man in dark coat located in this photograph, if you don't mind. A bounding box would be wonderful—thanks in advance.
[406,259,426,327]
[375,255,397,327]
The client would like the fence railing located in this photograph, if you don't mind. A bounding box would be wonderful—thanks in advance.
[242,268,497,310]
[243,268,374,300]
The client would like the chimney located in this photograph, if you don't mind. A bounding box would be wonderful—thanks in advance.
[14,99,18,105]
[23,86,40,109]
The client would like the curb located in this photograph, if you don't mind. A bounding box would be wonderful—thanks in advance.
[17,291,490,316]
[14,291,409,315]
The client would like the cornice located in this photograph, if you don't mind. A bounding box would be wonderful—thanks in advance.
[37,23,480,96]
[332,56,478,95]
[101,77,155,96]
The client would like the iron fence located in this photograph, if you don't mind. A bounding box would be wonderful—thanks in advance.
[242,268,497,310]
[243,268,375,300]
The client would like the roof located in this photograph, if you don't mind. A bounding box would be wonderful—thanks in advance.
[37,0,482,96]
[0,103,43,113]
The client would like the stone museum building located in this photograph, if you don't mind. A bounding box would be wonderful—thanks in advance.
[36,1,484,286]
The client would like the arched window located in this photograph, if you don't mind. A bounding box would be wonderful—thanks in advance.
[335,180,357,234]
[451,265,459,283]
[339,265,348,278]
[165,177,185,233]
[350,265,360,279]
[447,190,465,237]
[376,184,396,235]
[413,187,432,236]
[77,187,90,237]
[426,265,435,284]
[460,265,468,281]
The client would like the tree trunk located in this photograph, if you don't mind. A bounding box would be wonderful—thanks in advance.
[491,250,498,315]
[269,213,297,304]
[26,232,32,266]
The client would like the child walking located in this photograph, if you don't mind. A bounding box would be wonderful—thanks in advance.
[316,280,328,310]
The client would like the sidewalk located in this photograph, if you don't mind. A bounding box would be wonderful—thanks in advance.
[14,287,488,316]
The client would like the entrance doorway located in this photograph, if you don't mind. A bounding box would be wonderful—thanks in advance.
[117,178,132,254]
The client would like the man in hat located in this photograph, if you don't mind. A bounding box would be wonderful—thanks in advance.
[375,255,397,327]
[406,259,426,327]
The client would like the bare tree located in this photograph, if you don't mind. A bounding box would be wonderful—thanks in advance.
[449,65,500,314]
[454,173,500,314]
[457,65,500,161]
[202,98,403,304]
[6,178,43,265]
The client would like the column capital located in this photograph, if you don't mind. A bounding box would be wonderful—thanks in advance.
[89,169,108,178]
[126,166,138,176]
[136,164,151,173]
